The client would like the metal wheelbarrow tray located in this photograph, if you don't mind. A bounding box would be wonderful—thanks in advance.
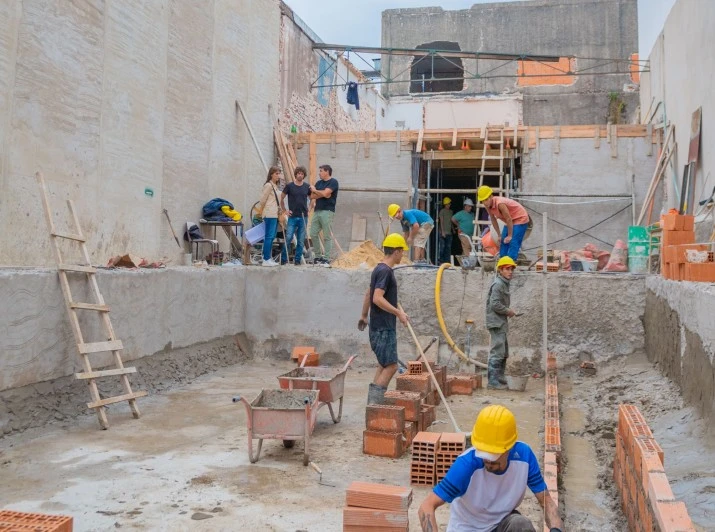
[276,355,355,423]
[233,389,320,465]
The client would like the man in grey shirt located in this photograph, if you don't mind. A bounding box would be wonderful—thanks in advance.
[486,256,518,389]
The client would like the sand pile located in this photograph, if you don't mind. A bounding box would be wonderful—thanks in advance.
[331,240,411,270]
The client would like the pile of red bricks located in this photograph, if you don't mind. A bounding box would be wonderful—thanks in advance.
[660,213,715,282]
[343,481,412,532]
[543,353,560,532]
[614,404,695,532]
[410,432,466,486]
[0,510,73,532]
[363,403,408,458]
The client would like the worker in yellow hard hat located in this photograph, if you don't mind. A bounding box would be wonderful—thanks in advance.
[478,185,532,262]
[358,233,410,405]
[418,405,563,532]
[485,256,518,389]
[437,197,454,264]
[387,204,434,262]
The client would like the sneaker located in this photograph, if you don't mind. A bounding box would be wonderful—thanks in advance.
[262,259,279,267]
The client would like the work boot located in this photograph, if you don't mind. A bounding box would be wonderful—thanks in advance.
[367,383,387,405]
[488,358,508,389]
[497,361,508,385]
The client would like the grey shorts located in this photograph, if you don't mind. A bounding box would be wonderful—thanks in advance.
[369,328,398,368]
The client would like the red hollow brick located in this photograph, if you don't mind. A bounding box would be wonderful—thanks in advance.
[363,430,405,459]
[0,511,73,532]
[647,471,675,503]
[449,376,473,395]
[365,404,406,433]
[640,448,665,487]
[438,432,466,453]
[384,391,423,422]
[342,506,409,528]
[652,501,696,532]
[395,374,431,395]
[344,481,413,511]
[407,361,423,375]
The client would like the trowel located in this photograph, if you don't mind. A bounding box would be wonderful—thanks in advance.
[308,461,336,487]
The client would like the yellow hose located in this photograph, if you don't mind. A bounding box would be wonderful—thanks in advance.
[435,263,488,369]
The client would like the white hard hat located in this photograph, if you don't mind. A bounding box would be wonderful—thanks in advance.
[464,198,474,206]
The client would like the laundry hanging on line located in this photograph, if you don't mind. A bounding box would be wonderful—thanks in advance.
[346,82,360,110]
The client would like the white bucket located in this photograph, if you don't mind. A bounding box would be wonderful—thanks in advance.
[506,375,528,392]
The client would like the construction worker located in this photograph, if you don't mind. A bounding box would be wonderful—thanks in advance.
[478,186,531,262]
[358,233,410,405]
[437,197,454,264]
[309,164,339,264]
[387,204,434,262]
[486,256,517,389]
[452,198,476,256]
[418,405,563,532]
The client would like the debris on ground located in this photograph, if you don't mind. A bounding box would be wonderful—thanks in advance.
[331,240,411,270]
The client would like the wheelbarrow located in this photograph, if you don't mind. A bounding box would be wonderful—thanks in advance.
[276,355,355,424]
[233,389,319,466]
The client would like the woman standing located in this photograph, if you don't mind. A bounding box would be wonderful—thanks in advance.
[258,166,283,267]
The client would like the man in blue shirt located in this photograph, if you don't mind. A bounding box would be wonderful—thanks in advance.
[387,204,434,262]
[418,405,563,532]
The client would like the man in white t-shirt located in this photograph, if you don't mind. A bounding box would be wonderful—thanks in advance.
[418,405,563,532]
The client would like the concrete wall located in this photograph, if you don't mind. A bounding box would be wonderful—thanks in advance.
[641,0,714,241]
[381,0,639,125]
[279,2,385,135]
[0,0,280,267]
[520,136,656,252]
[644,276,715,424]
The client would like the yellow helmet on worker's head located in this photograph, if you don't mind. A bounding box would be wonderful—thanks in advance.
[497,256,517,270]
[443,197,451,205]
[387,204,401,219]
[382,233,409,250]
[477,185,493,203]
[471,405,518,460]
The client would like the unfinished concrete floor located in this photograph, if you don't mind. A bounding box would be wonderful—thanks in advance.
[1,355,713,531]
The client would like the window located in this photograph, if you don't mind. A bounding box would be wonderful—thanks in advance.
[410,41,464,93]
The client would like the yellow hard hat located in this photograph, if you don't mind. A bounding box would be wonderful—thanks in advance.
[443,197,451,205]
[382,233,409,250]
[477,185,493,203]
[471,405,518,460]
[387,204,401,219]
[497,256,517,269]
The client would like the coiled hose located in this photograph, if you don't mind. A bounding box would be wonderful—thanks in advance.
[435,263,488,369]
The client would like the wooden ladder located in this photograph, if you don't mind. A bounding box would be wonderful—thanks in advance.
[36,172,147,429]
[473,125,511,243]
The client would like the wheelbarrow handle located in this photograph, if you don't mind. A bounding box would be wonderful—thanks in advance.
[232,396,242,403]
[342,355,357,372]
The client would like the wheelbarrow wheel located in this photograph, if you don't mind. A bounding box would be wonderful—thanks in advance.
[283,439,295,449]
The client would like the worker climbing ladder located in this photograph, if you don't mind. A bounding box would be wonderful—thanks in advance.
[37,172,147,430]
[472,125,512,248]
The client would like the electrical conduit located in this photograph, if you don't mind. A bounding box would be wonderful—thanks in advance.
[435,263,488,369]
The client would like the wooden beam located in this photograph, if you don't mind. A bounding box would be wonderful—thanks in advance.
[416,129,424,153]
[309,133,317,186]
[423,149,516,160]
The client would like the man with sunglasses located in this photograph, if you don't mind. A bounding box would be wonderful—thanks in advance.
[418,405,563,532]
[486,256,518,389]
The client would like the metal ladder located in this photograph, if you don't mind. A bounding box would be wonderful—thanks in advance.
[37,172,147,429]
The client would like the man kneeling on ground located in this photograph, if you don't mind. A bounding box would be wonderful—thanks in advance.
[418,405,563,532]
[358,233,410,405]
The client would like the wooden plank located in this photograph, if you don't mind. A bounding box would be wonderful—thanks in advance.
[76,367,137,380]
[70,302,110,312]
[451,128,457,147]
[58,264,96,274]
[416,129,424,153]
[78,340,124,354]
[364,131,370,158]
[646,123,653,155]
[594,125,601,149]
[309,133,317,186]
[51,231,85,242]
[423,149,510,160]
[87,390,148,410]
[396,129,401,157]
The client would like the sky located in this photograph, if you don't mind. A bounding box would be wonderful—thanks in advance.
[284,0,677,59]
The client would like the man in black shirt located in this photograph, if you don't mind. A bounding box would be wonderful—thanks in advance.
[280,166,311,265]
[358,233,410,404]
[309,164,339,264]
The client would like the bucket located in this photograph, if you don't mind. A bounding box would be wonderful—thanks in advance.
[628,255,648,274]
[506,375,528,392]
[182,253,192,266]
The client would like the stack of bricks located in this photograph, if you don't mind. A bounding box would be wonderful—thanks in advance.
[363,404,407,458]
[394,366,438,432]
[410,432,441,486]
[343,481,412,531]
[384,390,422,440]
[543,352,561,532]
[0,511,73,532]
[614,404,695,531]
[435,432,466,482]
[659,212,715,282]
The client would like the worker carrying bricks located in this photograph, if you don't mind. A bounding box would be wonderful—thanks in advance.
[478,186,532,262]
[417,404,563,532]
[357,233,410,405]
[387,204,434,263]
[486,256,518,390]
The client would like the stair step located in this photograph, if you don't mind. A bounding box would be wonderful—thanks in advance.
[70,302,110,312]
[87,390,148,409]
[78,340,124,354]
[59,264,96,274]
[52,231,85,242]
[479,171,504,176]
[76,367,137,380]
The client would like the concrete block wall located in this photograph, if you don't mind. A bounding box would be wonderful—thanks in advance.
[0,0,280,267]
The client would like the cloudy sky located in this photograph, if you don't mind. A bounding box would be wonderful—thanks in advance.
[284,0,677,58]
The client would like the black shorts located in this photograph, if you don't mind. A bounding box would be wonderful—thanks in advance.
[369,328,398,368]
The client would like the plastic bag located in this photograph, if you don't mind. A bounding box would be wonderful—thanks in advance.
[603,239,628,272]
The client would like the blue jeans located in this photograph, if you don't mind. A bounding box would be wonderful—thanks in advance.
[438,233,453,264]
[500,223,528,261]
[262,217,278,261]
[281,217,306,264]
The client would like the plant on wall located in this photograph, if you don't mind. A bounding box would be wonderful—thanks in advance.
[608,92,626,124]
